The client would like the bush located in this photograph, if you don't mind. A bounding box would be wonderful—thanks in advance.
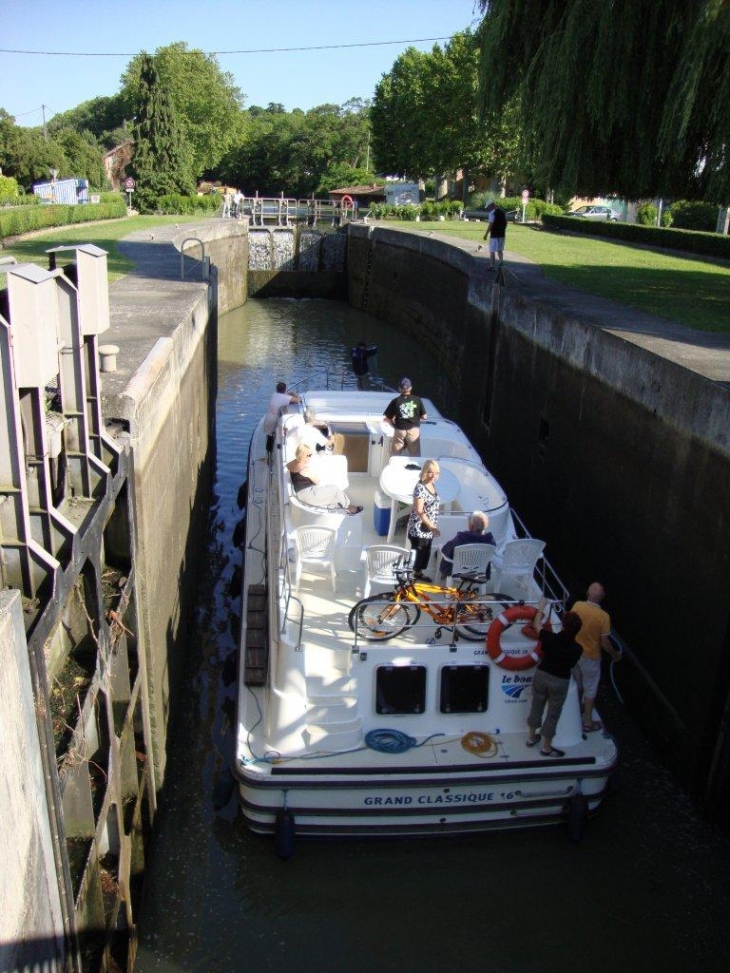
[542,213,730,260]
[0,197,127,241]
[468,193,563,221]
[0,174,21,205]
[636,203,658,226]
[669,200,718,232]
[156,193,220,216]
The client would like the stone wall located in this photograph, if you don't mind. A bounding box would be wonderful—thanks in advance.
[347,223,730,805]
[0,591,66,973]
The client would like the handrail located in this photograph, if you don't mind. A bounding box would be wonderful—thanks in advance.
[0,255,19,273]
[180,237,209,279]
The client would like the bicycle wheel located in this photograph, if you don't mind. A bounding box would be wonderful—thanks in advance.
[453,595,506,641]
[348,595,417,641]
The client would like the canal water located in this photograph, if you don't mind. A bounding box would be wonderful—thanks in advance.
[136,299,730,973]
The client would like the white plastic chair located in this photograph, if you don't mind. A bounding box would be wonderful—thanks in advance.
[293,526,337,593]
[363,545,412,598]
[446,543,497,584]
[493,538,545,597]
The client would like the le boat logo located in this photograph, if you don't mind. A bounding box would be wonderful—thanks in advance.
[501,673,532,701]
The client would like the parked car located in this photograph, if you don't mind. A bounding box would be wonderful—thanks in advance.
[568,205,619,221]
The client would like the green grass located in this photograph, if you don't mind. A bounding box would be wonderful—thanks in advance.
[5,214,728,332]
[1,215,205,281]
[404,221,730,333]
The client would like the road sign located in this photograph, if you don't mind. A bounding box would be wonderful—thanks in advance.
[124,177,136,191]
[521,189,530,202]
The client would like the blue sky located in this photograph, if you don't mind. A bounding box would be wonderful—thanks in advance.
[0,0,480,126]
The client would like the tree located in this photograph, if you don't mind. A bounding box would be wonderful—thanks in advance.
[47,94,131,150]
[475,0,730,202]
[55,130,106,187]
[0,118,67,190]
[371,48,432,178]
[316,165,379,194]
[122,42,246,176]
[370,33,528,190]
[220,101,372,197]
[129,54,195,212]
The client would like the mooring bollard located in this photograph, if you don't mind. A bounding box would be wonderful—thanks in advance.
[98,344,120,373]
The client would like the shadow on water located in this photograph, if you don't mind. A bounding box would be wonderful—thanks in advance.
[136,299,730,973]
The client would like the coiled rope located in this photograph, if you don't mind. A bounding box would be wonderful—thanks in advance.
[365,729,444,753]
[460,731,498,757]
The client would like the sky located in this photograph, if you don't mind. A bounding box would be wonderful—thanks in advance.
[0,0,480,126]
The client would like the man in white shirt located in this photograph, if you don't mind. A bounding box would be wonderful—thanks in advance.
[297,409,335,453]
[264,382,302,456]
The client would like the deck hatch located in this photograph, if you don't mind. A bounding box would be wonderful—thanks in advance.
[376,665,427,714]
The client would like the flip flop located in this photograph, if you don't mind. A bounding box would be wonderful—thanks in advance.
[525,738,540,748]
[582,721,603,732]
[539,747,565,758]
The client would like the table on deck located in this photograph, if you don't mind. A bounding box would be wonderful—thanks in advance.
[379,457,460,543]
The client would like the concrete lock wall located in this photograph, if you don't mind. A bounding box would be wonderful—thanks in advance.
[0,590,66,973]
[103,221,249,787]
[346,223,730,802]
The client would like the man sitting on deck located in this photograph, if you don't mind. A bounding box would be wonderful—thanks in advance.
[438,511,496,579]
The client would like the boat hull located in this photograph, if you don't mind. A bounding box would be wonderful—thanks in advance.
[236,757,616,837]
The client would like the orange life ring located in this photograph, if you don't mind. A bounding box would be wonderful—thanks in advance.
[486,605,550,671]
[340,194,354,210]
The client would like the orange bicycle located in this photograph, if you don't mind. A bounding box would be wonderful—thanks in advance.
[348,560,512,642]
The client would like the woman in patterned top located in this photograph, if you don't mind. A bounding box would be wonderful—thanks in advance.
[406,459,442,579]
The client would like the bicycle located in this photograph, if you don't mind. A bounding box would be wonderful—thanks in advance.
[348,561,513,642]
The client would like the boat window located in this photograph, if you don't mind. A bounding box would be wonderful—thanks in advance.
[375,665,427,715]
[439,666,489,714]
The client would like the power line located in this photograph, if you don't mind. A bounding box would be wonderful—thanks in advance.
[7,105,48,118]
[0,36,454,57]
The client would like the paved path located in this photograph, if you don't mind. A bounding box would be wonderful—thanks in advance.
[434,232,730,386]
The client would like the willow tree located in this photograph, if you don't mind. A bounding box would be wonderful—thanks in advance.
[129,54,194,213]
[475,0,729,202]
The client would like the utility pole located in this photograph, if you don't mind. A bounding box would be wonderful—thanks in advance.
[41,104,48,140]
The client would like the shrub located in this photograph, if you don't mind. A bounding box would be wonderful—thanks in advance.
[0,197,127,241]
[0,174,21,205]
[155,193,219,215]
[669,200,718,232]
[542,214,730,259]
[636,203,658,226]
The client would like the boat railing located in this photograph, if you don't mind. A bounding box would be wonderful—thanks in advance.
[289,369,338,392]
[509,508,569,607]
[288,368,396,393]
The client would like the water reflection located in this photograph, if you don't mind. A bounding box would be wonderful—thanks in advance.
[136,299,730,973]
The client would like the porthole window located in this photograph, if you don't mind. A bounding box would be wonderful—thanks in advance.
[375,665,427,715]
[439,665,489,714]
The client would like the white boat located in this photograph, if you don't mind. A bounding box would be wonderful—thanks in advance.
[235,387,618,849]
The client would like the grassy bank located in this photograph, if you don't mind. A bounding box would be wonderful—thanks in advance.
[404,221,730,333]
[1,215,206,282]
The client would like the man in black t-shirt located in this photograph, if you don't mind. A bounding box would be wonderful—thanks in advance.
[483,201,507,271]
[383,378,427,456]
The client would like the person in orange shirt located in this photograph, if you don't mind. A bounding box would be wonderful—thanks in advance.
[572,582,622,732]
